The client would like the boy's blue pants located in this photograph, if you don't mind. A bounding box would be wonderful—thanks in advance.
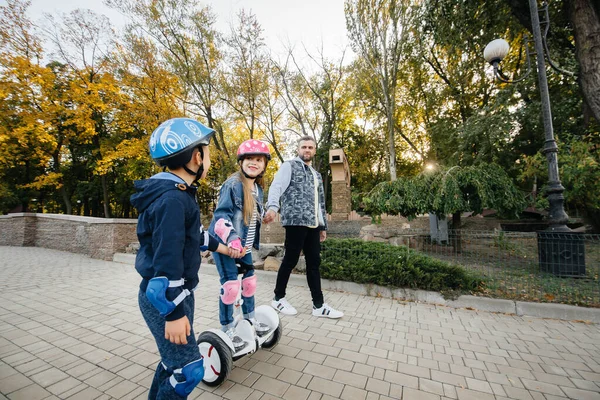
[139,289,200,399]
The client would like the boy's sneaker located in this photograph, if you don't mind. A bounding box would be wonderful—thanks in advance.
[225,328,247,352]
[250,318,271,336]
[312,303,343,319]
[271,298,298,315]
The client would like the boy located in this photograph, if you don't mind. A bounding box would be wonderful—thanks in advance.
[131,117,229,399]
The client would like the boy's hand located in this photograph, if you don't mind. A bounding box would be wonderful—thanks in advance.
[165,316,191,345]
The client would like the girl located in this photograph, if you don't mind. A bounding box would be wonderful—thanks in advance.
[209,139,272,350]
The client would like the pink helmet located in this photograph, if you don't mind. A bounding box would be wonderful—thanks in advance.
[237,139,271,161]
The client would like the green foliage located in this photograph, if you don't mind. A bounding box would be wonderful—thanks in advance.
[321,238,483,293]
[363,164,526,219]
[521,140,600,229]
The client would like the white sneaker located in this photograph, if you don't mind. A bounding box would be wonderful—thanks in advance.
[312,303,343,319]
[225,328,247,352]
[271,298,298,315]
[250,318,270,336]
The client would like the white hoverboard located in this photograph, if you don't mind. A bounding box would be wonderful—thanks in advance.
[197,278,282,387]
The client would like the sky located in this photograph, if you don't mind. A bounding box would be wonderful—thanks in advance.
[19,0,351,64]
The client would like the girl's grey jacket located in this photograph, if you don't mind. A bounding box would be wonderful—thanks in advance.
[266,157,327,230]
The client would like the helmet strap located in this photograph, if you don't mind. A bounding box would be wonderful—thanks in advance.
[239,159,265,180]
[183,146,205,185]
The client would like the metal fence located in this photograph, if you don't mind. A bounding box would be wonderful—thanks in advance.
[325,229,600,308]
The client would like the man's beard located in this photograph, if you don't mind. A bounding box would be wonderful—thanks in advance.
[300,153,313,162]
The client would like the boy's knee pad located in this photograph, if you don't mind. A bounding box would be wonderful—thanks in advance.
[168,358,204,397]
[241,275,257,297]
[220,280,240,305]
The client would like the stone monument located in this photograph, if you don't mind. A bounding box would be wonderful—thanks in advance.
[329,149,352,221]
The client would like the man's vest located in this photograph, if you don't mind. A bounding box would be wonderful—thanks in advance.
[280,159,327,229]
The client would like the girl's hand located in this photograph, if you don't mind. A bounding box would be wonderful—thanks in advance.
[228,239,244,259]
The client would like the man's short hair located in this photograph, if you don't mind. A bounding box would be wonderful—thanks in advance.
[297,136,316,147]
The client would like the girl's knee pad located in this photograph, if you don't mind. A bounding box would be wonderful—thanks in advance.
[220,280,240,305]
[241,275,257,297]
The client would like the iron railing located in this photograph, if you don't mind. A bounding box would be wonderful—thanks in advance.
[322,229,600,307]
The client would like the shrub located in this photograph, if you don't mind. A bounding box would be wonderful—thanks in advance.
[321,238,483,294]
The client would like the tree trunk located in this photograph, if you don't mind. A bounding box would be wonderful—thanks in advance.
[387,105,398,181]
[60,186,72,215]
[452,212,462,253]
[570,0,600,123]
[101,175,111,218]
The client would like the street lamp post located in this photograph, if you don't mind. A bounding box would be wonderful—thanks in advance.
[483,0,585,277]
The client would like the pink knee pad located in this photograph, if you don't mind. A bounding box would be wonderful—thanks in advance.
[220,280,240,305]
[215,218,234,243]
[241,275,257,297]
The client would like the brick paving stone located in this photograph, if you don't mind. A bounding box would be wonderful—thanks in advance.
[419,378,444,396]
[561,386,600,400]
[223,383,254,400]
[250,361,284,379]
[277,368,303,385]
[456,388,495,400]
[45,377,83,397]
[332,369,368,389]
[2,247,600,400]
[5,383,50,400]
[64,386,103,400]
[303,362,336,379]
[403,387,441,400]
[503,385,535,400]
[340,385,367,400]
[252,375,289,397]
[307,376,344,398]
[283,385,311,400]
[29,367,69,387]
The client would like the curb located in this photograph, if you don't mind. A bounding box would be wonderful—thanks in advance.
[113,253,600,324]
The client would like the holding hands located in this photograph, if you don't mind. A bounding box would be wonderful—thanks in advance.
[263,209,277,224]
[227,238,245,259]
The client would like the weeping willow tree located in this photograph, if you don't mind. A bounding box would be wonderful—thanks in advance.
[363,164,527,251]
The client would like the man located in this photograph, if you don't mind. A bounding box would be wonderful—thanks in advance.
[263,136,343,318]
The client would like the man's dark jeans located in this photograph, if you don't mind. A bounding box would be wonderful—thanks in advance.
[274,226,324,307]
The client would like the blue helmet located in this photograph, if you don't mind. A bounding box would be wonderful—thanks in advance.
[149,118,215,167]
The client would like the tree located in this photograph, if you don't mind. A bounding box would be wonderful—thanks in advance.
[221,10,269,140]
[507,0,600,125]
[363,164,526,251]
[0,0,54,213]
[106,0,229,161]
[43,8,119,217]
[256,62,286,163]
[345,0,420,180]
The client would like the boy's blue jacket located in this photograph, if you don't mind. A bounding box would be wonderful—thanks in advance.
[130,172,218,321]
[209,174,263,249]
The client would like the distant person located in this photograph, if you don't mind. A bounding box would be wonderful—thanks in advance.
[209,140,272,351]
[263,136,343,318]
[131,118,231,399]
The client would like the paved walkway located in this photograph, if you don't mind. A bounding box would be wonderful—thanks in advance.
[0,247,599,400]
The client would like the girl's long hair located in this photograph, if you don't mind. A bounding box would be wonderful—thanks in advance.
[236,156,266,225]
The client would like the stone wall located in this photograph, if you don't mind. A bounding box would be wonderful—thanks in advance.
[0,213,138,260]
[330,181,352,221]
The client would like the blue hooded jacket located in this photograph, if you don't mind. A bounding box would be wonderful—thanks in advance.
[130,172,218,321]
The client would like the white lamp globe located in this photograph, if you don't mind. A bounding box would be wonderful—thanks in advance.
[483,39,510,64]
